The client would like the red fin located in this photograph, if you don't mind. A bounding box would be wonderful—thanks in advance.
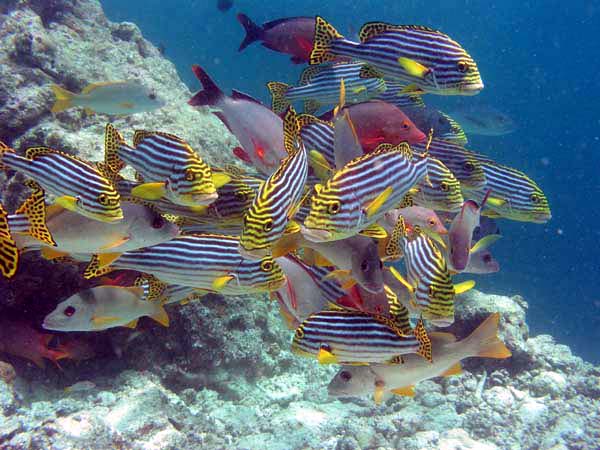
[296,37,314,54]
[233,146,252,163]
[189,65,223,106]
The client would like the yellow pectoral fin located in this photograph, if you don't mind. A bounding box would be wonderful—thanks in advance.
[211,172,231,189]
[317,347,338,364]
[400,84,425,95]
[352,85,367,94]
[389,266,415,294]
[391,385,415,397]
[453,280,475,295]
[284,220,301,235]
[99,236,130,250]
[470,234,502,254]
[308,150,333,181]
[441,363,462,377]
[91,316,121,327]
[364,186,393,219]
[359,223,388,239]
[323,269,351,281]
[54,196,79,211]
[131,182,167,201]
[487,197,506,207]
[397,57,430,78]
[212,275,234,291]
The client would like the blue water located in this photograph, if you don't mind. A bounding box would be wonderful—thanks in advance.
[102,0,600,363]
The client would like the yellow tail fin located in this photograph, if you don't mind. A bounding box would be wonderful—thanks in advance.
[267,82,291,114]
[466,313,512,359]
[310,16,343,65]
[0,203,18,278]
[51,85,75,113]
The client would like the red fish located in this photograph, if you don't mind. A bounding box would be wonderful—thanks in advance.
[188,65,286,175]
[0,320,67,368]
[237,14,316,64]
[322,101,426,152]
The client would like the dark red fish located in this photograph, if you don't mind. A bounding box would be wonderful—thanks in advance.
[237,14,316,64]
[0,320,67,368]
[321,100,426,152]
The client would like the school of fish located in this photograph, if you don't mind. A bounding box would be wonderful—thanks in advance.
[0,12,552,403]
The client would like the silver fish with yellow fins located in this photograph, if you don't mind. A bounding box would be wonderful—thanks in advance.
[42,281,170,332]
[104,124,230,207]
[0,142,123,223]
[291,305,432,365]
[328,313,511,403]
[51,80,165,115]
[310,17,484,96]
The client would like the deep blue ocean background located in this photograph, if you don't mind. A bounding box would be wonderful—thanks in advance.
[101,0,600,363]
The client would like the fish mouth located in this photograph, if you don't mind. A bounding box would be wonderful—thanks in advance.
[361,282,384,294]
[300,226,332,243]
[238,244,270,260]
[88,211,124,223]
[459,82,484,95]
[268,276,287,291]
[429,316,455,327]
[177,192,218,206]
[531,211,552,224]
[42,319,59,330]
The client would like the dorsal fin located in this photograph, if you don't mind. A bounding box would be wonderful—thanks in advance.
[133,130,186,147]
[104,123,127,173]
[134,274,167,302]
[297,113,333,130]
[359,22,442,42]
[15,187,55,247]
[25,146,80,162]
[282,107,301,155]
[299,65,324,85]
[385,215,408,260]
[384,285,412,335]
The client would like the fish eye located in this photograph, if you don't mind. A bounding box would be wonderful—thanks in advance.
[235,191,247,201]
[261,260,273,272]
[463,161,475,172]
[185,169,196,182]
[328,201,341,215]
[64,306,76,317]
[263,219,273,232]
[148,93,157,100]
[457,61,468,73]
[530,193,541,204]
[152,215,165,229]
[428,219,436,226]
[401,121,410,130]
[440,182,449,192]
[340,370,352,382]
[295,327,304,339]
[360,260,369,272]
[98,193,109,205]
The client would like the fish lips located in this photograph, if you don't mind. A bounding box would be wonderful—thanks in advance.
[459,82,485,95]
[238,244,270,260]
[300,226,332,243]
[176,192,219,206]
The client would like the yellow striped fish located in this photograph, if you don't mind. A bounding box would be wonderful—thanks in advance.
[239,108,309,259]
[0,142,122,222]
[411,157,464,212]
[104,124,230,207]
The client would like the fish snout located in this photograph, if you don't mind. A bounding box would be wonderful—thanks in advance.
[300,225,332,243]
[238,244,270,260]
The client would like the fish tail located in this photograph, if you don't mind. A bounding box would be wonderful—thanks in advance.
[15,187,56,247]
[0,140,15,171]
[464,313,512,359]
[0,203,18,278]
[188,65,223,106]
[267,81,291,114]
[237,13,264,51]
[310,16,344,65]
[50,84,76,113]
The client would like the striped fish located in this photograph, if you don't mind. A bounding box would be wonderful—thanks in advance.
[463,159,551,223]
[0,203,18,278]
[0,142,122,223]
[104,124,229,207]
[377,83,468,145]
[411,157,464,212]
[267,63,386,114]
[133,274,203,306]
[83,234,286,295]
[310,17,484,96]
[298,114,336,173]
[239,109,309,259]
[302,142,428,242]
[291,309,432,364]
[386,215,455,326]
[414,138,486,190]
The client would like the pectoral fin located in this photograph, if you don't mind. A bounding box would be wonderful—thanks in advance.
[397,57,430,78]
[453,279,475,295]
[54,196,79,211]
[317,347,338,364]
[212,275,234,291]
[211,172,231,189]
[364,186,393,219]
[358,223,387,239]
[470,234,502,254]
[131,182,167,201]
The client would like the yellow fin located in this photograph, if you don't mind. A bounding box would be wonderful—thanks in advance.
[397,57,430,78]
[389,267,415,294]
[15,189,56,247]
[267,81,291,114]
[212,275,234,291]
[40,247,69,260]
[310,16,343,65]
[131,182,166,201]
[358,223,387,239]
[96,252,122,268]
[324,269,351,280]
[364,186,393,219]
[391,385,415,397]
[54,196,79,211]
[317,347,338,364]
[150,306,169,327]
[333,78,346,117]
[0,204,18,278]
[374,382,385,404]
[313,252,334,267]
[272,233,300,258]
[352,85,367,94]
[91,316,121,327]
[81,81,124,94]
[454,280,475,295]
[50,85,75,113]
[104,124,127,173]
[83,254,115,279]
[400,84,425,95]
[308,150,333,181]
[470,234,502,254]
[340,278,357,290]
[211,172,231,189]
[470,313,512,359]
[124,319,139,329]
[99,237,129,251]
[487,197,506,207]
[284,220,301,235]
[441,362,462,377]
